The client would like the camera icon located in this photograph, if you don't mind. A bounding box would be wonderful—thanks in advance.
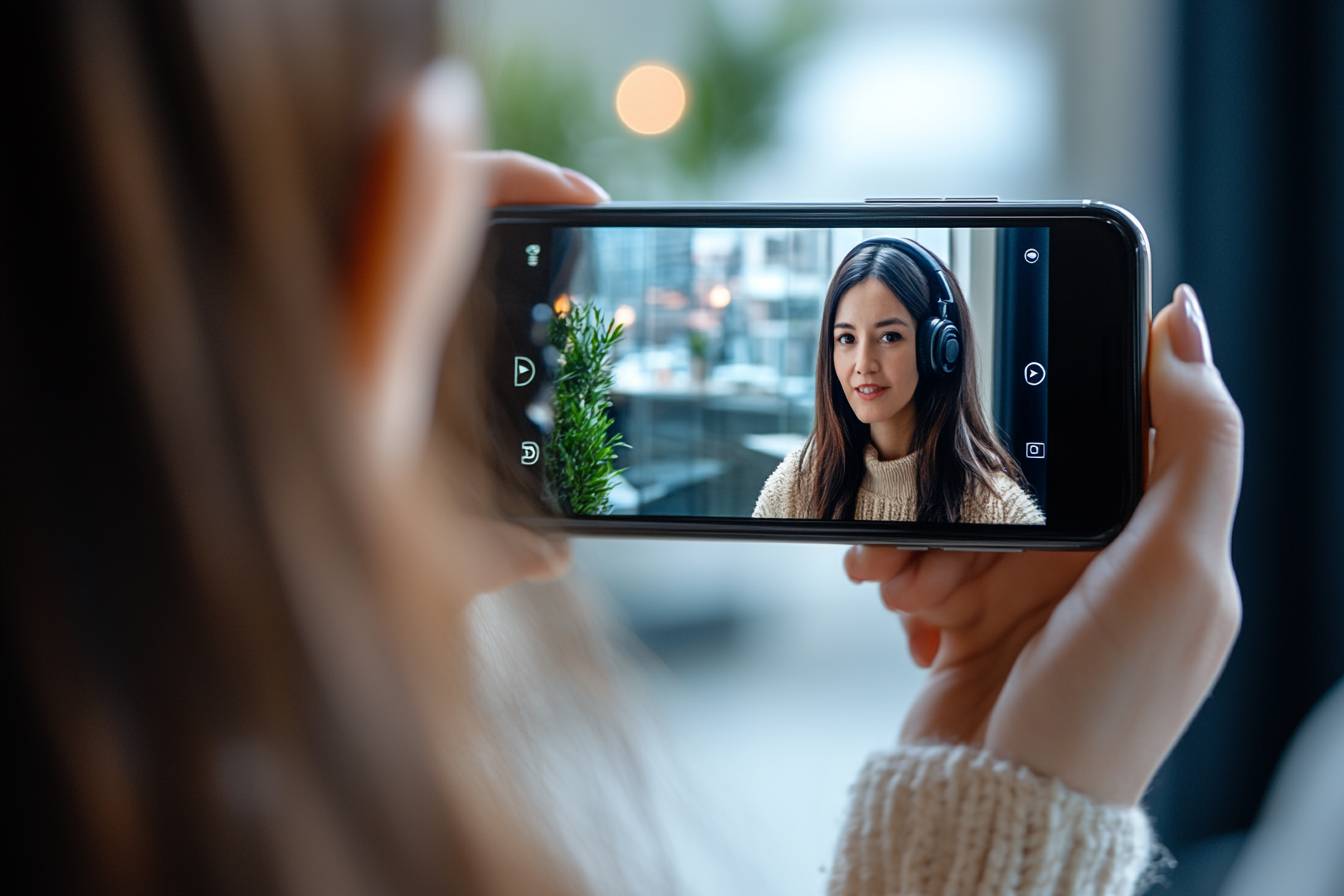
[1025,441,1046,459]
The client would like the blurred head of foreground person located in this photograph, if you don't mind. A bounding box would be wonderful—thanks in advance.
[11,2,644,893]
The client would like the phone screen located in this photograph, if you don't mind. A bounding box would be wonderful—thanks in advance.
[477,207,1144,547]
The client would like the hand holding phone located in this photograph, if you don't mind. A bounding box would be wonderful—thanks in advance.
[844,285,1243,806]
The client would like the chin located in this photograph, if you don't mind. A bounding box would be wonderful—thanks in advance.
[847,400,886,425]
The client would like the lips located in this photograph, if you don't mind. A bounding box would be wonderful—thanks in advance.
[853,384,889,401]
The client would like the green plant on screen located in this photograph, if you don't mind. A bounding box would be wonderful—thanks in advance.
[546,303,628,516]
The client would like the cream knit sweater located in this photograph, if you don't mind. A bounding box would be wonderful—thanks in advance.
[752,445,1045,524]
[828,743,1156,895]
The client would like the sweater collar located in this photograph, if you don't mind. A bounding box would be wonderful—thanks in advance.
[862,443,921,496]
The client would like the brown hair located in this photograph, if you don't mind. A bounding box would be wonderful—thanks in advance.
[801,240,1026,522]
[9,3,648,893]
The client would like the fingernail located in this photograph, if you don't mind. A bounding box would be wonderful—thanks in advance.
[1172,283,1212,364]
[561,167,610,202]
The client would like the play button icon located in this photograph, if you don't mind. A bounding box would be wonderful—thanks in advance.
[514,355,536,387]
[1023,361,1046,386]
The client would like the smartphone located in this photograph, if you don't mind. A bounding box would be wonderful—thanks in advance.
[472,200,1149,550]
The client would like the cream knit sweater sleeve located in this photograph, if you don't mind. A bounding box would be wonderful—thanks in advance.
[828,744,1155,896]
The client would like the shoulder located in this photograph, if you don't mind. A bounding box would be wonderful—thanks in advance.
[753,446,811,518]
[962,472,1045,525]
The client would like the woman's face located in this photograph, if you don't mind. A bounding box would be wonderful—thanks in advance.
[832,277,919,425]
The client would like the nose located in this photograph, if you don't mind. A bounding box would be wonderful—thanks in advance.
[856,339,879,373]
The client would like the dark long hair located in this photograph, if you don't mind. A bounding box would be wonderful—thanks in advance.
[801,240,1025,522]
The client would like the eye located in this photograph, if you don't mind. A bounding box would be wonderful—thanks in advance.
[835,333,854,345]
[881,331,903,344]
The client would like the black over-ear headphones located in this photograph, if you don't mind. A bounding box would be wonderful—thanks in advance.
[849,237,962,378]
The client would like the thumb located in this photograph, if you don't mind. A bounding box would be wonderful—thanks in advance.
[1145,284,1244,538]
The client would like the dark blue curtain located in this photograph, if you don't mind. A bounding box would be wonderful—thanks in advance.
[1151,0,1344,889]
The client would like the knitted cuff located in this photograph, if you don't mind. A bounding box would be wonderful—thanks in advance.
[828,743,1155,896]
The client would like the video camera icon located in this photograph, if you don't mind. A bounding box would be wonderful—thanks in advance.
[1025,441,1046,459]
[520,441,540,466]
[514,355,536,387]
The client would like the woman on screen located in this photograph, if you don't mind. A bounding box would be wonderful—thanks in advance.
[753,237,1044,524]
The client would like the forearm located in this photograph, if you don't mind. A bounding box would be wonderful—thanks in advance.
[828,744,1155,896]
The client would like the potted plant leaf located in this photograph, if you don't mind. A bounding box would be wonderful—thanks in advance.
[688,329,710,385]
[545,303,629,515]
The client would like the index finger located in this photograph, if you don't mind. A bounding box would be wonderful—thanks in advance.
[844,544,921,583]
[467,150,610,206]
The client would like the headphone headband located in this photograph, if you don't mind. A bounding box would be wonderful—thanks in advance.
[846,237,963,377]
[848,236,956,320]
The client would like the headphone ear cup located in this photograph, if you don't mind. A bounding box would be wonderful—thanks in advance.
[917,317,935,377]
[919,318,962,376]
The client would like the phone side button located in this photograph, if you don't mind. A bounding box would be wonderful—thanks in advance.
[940,546,1023,552]
[862,196,999,203]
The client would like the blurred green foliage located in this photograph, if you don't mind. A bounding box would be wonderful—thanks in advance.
[667,0,830,187]
[474,43,615,175]
[471,0,831,196]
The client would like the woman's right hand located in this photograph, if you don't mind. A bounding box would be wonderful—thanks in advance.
[845,284,1243,806]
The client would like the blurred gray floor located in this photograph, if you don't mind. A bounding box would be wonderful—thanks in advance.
[573,538,924,894]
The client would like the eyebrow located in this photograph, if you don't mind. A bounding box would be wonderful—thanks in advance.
[833,317,910,330]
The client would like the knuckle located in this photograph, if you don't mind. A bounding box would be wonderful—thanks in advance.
[1207,397,1244,449]
[1143,524,1241,631]
[1186,380,1244,448]
[879,577,902,609]
[489,149,529,176]
[1185,397,1234,438]
[1207,570,1243,645]
[853,545,902,579]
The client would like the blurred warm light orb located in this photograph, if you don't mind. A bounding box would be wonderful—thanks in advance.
[707,284,732,309]
[615,63,687,136]
[553,293,572,316]
[614,304,637,328]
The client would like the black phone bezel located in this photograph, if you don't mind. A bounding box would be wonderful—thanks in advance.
[478,201,1149,550]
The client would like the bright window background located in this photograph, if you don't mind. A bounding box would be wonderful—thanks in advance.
[455,1,1173,891]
